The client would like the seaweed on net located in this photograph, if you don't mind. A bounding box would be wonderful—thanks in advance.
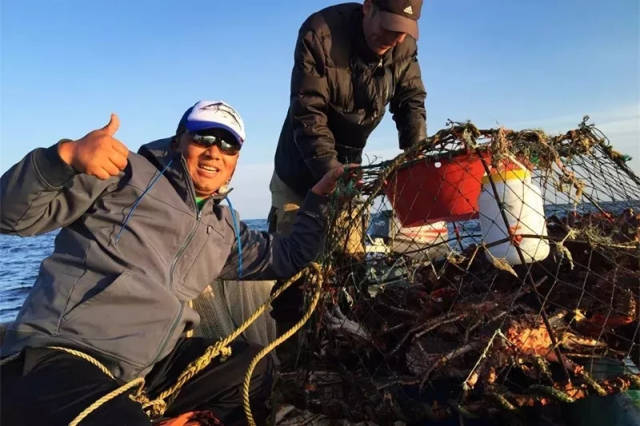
[275,120,640,424]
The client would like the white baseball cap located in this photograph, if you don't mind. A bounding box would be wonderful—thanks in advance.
[178,100,246,145]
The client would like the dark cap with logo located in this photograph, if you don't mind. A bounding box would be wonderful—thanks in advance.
[372,0,423,40]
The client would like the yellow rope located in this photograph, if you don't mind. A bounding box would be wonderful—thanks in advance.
[69,377,145,426]
[44,346,146,426]
[139,344,233,416]
[242,263,324,426]
[47,346,115,379]
[3,347,147,426]
[19,264,319,425]
[134,263,320,418]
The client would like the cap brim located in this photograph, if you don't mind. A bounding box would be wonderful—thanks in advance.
[378,11,419,40]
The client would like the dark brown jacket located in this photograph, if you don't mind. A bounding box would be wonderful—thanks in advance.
[274,2,427,196]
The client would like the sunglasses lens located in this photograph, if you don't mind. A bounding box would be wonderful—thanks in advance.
[219,140,239,154]
[192,134,240,154]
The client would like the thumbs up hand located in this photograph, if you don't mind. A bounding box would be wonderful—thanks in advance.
[58,114,129,180]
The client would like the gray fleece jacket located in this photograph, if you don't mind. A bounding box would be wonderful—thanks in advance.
[0,137,328,381]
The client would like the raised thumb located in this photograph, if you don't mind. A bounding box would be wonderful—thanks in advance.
[102,113,120,135]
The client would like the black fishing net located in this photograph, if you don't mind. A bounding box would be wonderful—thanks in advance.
[274,119,640,424]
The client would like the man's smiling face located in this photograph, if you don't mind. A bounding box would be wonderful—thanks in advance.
[176,129,239,197]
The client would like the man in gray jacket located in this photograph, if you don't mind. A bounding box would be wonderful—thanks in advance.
[0,100,343,425]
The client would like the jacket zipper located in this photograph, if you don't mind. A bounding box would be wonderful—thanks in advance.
[374,57,386,117]
[147,158,203,368]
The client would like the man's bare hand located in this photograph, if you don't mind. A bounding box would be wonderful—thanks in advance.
[58,114,129,180]
[311,165,345,196]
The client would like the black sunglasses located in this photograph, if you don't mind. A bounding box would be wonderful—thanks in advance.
[191,133,241,155]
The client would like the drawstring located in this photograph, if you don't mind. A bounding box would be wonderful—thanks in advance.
[225,196,243,279]
[112,157,243,279]
[114,159,174,243]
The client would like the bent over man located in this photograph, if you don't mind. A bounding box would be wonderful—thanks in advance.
[270,0,427,348]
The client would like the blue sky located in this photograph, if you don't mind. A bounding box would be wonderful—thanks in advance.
[2,0,638,219]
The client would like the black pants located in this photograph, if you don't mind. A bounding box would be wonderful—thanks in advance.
[0,338,272,426]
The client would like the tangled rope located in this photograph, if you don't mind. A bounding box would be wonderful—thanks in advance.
[242,262,324,426]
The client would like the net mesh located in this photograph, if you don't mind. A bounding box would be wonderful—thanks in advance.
[275,119,640,423]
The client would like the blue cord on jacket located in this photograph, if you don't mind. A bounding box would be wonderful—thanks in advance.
[113,158,243,279]
[114,159,174,243]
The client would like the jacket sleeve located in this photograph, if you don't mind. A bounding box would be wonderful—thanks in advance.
[0,142,118,236]
[290,25,343,180]
[390,43,427,150]
[218,191,328,280]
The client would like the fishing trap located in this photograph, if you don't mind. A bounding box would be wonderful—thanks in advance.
[274,119,640,425]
